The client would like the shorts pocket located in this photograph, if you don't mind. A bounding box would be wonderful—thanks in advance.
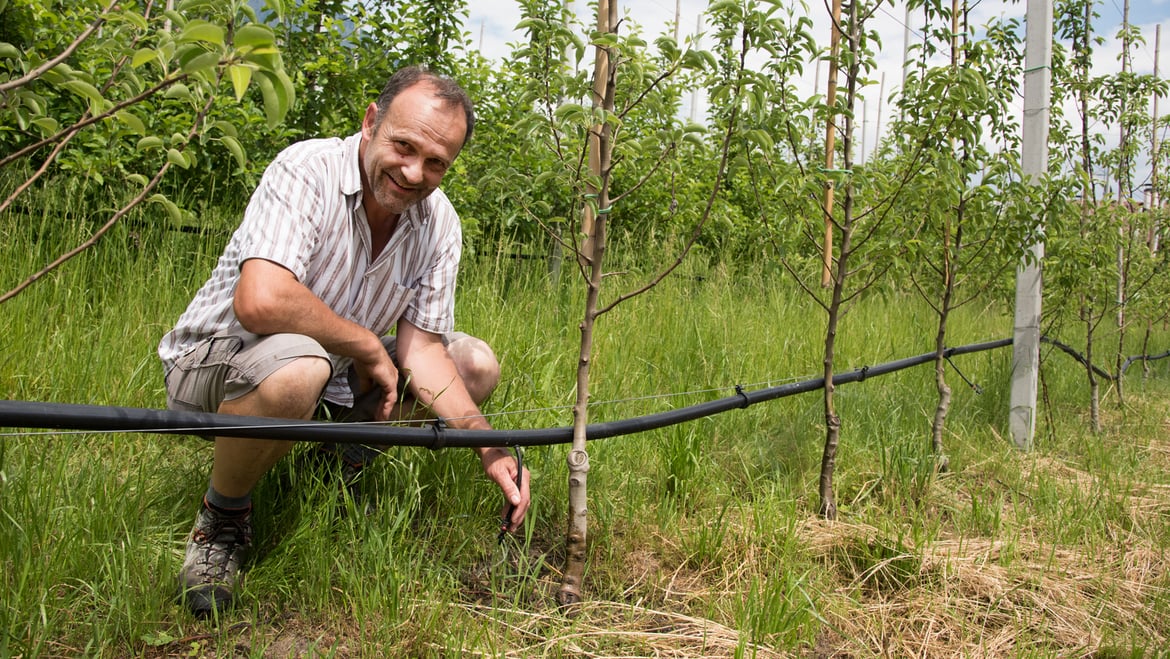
[176,336,243,369]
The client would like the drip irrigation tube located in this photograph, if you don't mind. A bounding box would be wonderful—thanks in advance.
[1121,349,1170,375]
[1039,336,1114,381]
[0,338,1014,448]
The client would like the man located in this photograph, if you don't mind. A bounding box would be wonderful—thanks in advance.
[158,66,530,617]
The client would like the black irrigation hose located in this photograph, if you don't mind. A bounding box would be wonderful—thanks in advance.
[0,338,1013,449]
[1039,336,1115,381]
[1121,350,1170,375]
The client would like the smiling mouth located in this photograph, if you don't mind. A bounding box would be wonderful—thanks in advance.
[385,173,420,195]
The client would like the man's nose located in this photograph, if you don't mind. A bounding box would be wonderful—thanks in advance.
[401,157,424,184]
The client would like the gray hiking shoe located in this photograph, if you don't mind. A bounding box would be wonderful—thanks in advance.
[177,503,252,617]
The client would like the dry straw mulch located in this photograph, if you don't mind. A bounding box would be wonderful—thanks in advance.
[797,515,1167,657]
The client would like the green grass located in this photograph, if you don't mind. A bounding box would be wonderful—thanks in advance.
[3,206,1170,656]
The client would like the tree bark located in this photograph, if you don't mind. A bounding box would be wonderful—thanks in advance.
[558,0,615,607]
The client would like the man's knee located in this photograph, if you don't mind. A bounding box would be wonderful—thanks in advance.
[448,336,500,405]
[221,355,332,419]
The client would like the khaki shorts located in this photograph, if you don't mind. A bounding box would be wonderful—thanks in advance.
[164,330,470,416]
[164,332,331,414]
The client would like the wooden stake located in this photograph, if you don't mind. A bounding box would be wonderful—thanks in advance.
[821,0,843,288]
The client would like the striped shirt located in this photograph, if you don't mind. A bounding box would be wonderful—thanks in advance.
[158,132,462,405]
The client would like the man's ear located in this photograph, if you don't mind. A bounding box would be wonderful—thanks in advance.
[361,102,379,139]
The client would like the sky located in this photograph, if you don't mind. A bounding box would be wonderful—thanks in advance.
[466,0,1170,163]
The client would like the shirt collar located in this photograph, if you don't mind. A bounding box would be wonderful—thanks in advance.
[340,132,363,198]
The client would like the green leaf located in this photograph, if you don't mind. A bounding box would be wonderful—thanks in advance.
[41,64,73,86]
[62,80,105,108]
[591,32,619,48]
[162,10,186,28]
[132,47,158,68]
[213,120,238,138]
[18,91,44,114]
[164,83,191,100]
[264,0,286,20]
[166,148,190,169]
[31,116,58,134]
[255,72,281,128]
[181,49,222,74]
[115,110,146,134]
[127,173,149,186]
[149,193,183,225]
[242,48,280,72]
[233,23,275,49]
[136,136,164,151]
[0,42,19,59]
[221,135,246,169]
[254,69,293,128]
[177,0,219,11]
[228,63,252,102]
[178,21,224,46]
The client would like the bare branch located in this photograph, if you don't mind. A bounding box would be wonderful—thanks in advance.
[617,62,682,121]
[594,24,749,319]
[780,257,832,313]
[607,141,675,205]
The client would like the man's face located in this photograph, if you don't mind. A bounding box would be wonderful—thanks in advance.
[360,82,466,216]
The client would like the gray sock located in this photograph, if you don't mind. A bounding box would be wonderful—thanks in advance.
[204,484,251,514]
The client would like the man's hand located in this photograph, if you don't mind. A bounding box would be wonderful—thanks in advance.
[478,446,530,532]
[351,339,400,421]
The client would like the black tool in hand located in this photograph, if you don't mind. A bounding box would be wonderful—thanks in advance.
[497,446,523,544]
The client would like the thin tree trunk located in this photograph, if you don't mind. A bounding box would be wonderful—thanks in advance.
[820,0,843,288]
[1077,0,1101,430]
[818,0,860,521]
[931,0,963,471]
[558,0,615,607]
[931,239,954,470]
[1087,315,1101,433]
[1114,0,1132,405]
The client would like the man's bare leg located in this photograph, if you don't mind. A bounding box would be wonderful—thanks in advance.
[210,356,333,497]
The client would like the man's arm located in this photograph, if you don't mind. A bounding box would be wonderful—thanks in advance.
[395,318,531,530]
[234,258,401,417]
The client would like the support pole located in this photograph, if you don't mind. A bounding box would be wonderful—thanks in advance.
[1009,0,1053,450]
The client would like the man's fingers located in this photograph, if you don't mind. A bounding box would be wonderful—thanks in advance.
[503,466,530,531]
[376,387,398,421]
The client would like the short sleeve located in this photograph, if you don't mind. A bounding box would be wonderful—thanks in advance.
[237,157,324,281]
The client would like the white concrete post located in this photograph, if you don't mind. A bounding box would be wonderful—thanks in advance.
[1010,0,1053,450]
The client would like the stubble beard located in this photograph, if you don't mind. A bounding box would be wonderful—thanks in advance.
[371,167,434,216]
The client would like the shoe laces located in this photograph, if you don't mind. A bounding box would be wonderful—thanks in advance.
[192,509,252,579]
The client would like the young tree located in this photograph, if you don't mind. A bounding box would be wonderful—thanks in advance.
[741,0,907,519]
[889,4,1047,466]
[468,0,739,602]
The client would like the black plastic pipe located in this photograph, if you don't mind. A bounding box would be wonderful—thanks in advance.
[0,338,1013,448]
